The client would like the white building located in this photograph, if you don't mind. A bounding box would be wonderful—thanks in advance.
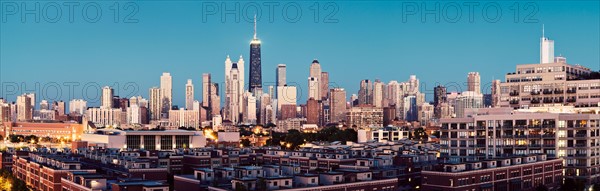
[82,129,206,150]
[277,86,297,113]
[357,126,410,143]
[69,99,87,115]
[87,107,124,127]
[455,91,483,118]
[101,86,113,109]
[185,79,194,110]
[169,108,200,129]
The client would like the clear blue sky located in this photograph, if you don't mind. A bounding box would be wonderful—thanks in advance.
[1,1,599,107]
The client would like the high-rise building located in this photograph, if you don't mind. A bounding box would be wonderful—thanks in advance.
[55,101,66,116]
[160,73,173,117]
[40,100,49,110]
[210,83,220,116]
[540,26,554,64]
[249,15,262,93]
[308,60,322,101]
[320,72,329,100]
[243,92,257,123]
[149,87,162,120]
[346,105,383,129]
[306,98,319,125]
[276,64,286,98]
[467,72,481,94]
[185,79,194,110]
[455,91,483,118]
[202,73,211,107]
[101,86,113,109]
[434,85,447,108]
[69,99,87,115]
[402,96,418,121]
[491,80,501,107]
[277,86,297,114]
[16,94,32,121]
[358,79,373,105]
[329,88,347,123]
[373,80,384,108]
[226,62,242,123]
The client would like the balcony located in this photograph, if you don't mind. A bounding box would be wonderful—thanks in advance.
[510,100,519,105]
[575,143,587,147]
[531,91,541,95]
[542,134,556,138]
[575,153,588,157]
[554,98,564,103]
[476,144,486,147]
[543,89,553,94]
[543,144,556,147]
[515,145,527,148]
[567,89,577,94]
[515,135,527,138]
[528,134,542,139]
[543,99,553,103]
[566,98,577,103]
[530,99,540,104]
[530,144,542,148]
[554,90,564,94]
[575,134,587,137]
[509,92,520,96]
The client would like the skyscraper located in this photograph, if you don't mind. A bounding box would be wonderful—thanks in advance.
[320,72,329,100]
[202,73,211,107]
[467,72,481,94]
[149,87,162,120]
[185,79,194,110]
[101,86,114,109]
[329,88,347,123]
[308,60,322,101]
[16,94,32,121]
[433,85,447,108]
[491,79,501,107]
[249,15,262,93]
[373,80,384,108]
[225,56,245,124]
[210,83,220,116]
[276,64,286,97]
[69,99,87,115]
[40,100,49,110]
[160,73,173,116]
[358,79,373,105]
[540,25,554,64]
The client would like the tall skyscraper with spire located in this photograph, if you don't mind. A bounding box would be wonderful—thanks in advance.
[249,15,262,93]
[540,25,555,64]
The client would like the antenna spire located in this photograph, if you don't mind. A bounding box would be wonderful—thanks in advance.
[542,24,545,38]
[253,14,257,39]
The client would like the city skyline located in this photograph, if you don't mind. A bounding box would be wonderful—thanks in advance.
[1,1,599,107]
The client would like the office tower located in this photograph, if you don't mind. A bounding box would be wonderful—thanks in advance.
[101,86,114,109]
[202,73,211,107]
[329,88,347,123]
[169,108,200,129]
[24,93,35,109]
[350,94,359,107]
[69,99,87,115]
[373,80,384,108]
[540,25,554,64]
[346,105,383,129]
[55,101,66,116]
[17,94,32,121]
[186,79,194,110]
[276,64,286,98]
[491,80,501,107]
[306,98,319,125]
[401,96,417,121]
[382,106,396,126]
[467,72,481,94]
[320,72,329,100]
[418,102,434,125]
[358,79,373,105]
[0,102,10,122]
[210,83,220,116]
[160,73,173,116]
[455,91,483,118]
[243,92,257,123]
[260,93,272,124]
[407,75,419,94]
[40,100,49,110]
[433,85,447,108]
[149,87,162,120]
[249,15,262,93]
[226,62,242,123]
[277,86,297,113]
[308,60,322,101]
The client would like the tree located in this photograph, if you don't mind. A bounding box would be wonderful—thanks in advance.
[285,130,305,149]
[413,128,428,141]
[240,139,251,147]
[235,182,248,191]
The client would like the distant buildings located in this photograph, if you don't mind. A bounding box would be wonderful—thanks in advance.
[249,15,261,93]
[185,79,194,110]
[346,105,383,129]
